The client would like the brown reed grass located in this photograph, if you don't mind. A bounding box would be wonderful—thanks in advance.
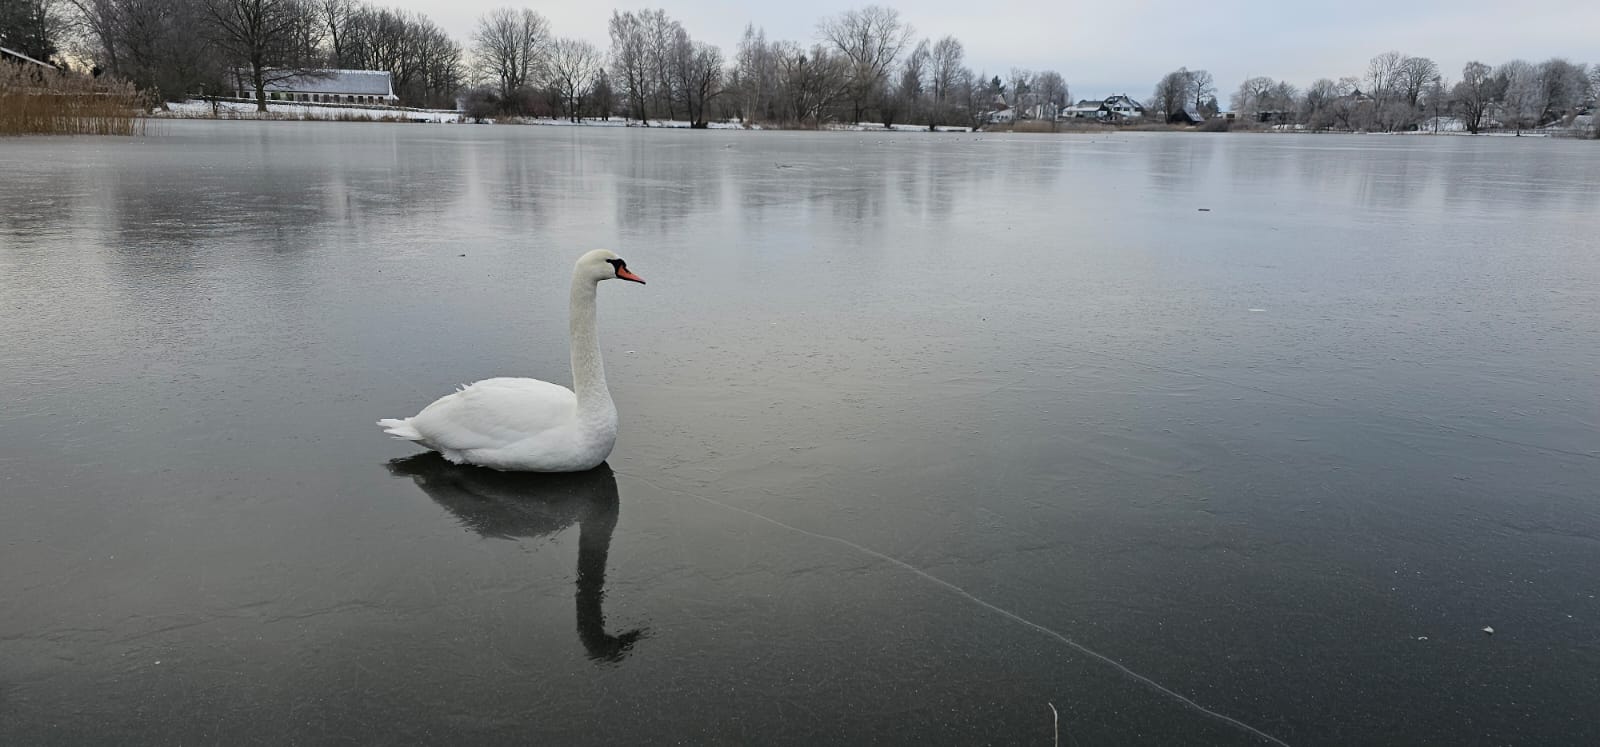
[0,63,145,136]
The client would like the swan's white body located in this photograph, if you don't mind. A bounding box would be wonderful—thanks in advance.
[378,250,642,472]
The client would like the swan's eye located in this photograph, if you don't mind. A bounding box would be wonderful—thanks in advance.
[605,258,624,269]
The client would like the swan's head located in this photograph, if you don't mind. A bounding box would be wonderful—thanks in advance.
[577,249,646,286]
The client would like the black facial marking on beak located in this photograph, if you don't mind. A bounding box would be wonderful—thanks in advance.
[606,257,645,284]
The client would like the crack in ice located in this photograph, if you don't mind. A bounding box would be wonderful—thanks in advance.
[621,473,1291,746]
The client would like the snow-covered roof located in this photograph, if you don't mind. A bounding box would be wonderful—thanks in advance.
[1063,104,1102,113]
[263,69,396,97]
[1,45,55,68]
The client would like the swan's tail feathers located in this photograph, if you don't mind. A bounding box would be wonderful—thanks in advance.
[377,418,424,440]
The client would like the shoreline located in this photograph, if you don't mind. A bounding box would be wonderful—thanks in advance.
[147,100,1593,139]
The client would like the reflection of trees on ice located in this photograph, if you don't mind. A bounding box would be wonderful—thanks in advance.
[386,454,645,662]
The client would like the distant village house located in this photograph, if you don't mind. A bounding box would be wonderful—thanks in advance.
[233,69,399,106]
[1058,94,1146,121]
[1169,106,1204,125]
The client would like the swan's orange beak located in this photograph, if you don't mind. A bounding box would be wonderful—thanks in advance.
[616,267,646,284]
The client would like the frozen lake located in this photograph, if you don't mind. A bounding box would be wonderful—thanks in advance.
[2,121,1598,744]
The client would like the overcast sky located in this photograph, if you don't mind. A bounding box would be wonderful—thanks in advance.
[411,0,1599,100]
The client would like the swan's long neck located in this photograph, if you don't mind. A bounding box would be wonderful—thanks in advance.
[569,276,613,420]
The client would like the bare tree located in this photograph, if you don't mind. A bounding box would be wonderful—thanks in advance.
[1361,50,1408,129]
[409,15,463,109]
[1185,68,1214,113]
[548,36,599,121]
[1365,51,1404,100]
[818,4,913,124]
[343,8,457,107]
[1498,59,1540,134]
[1034,70,1067,121]
[1267,81,1297,118]
[639,9,683,119]
[608,10,650,121]
[1150,67,1188,121]
[959,67,990,129]
[1232,76,1274,116]
[205,0,324,111]
[471,7,550,106]
[1330,76,1366,130]
[71,0,224,100]
[1006,67,1032,117]
[927,35,963,129]
[1454,60,1495,134]
[1300,77,1339,129]
[774,40,846,126]
[315,0,355,64]
[1536,58,1589,124]
[590,69,614,119]
[676,39,722,127]
[1397,55,1438,108]
[1422,75,1449,132]
[731,24,777,124]
[880,38,926,128]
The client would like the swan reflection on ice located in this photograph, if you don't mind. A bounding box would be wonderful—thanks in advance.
[386,454,646,662]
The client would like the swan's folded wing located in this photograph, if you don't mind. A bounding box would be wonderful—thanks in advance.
[409,377,579,451]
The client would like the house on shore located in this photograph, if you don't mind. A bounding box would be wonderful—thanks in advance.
[233,69,399,106]
[1060,100,1104,119]
[1058,94,1146,121]
[985,107,1017,124]
[1169,106,1204,125]
[1101,94,1145,120]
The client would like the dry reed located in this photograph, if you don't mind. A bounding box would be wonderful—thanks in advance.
[0,64,145,136]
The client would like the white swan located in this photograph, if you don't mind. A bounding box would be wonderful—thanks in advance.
[377,249,645,472]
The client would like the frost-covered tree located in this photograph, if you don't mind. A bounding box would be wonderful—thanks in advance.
[1497,59,1540,134]
[1536,58,1589,124]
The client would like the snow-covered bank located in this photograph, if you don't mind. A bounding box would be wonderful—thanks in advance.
[507,117,972,132]
[151,101,980,132]
[825,122,975,133]
[1261,117,1595,138]
[156,99,463,122]
[503,116,751,129]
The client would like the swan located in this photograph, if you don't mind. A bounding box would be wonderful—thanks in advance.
[377,249,645,471]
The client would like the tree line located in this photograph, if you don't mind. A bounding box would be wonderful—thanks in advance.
[5,0,462,109]
[5,0,1034,127]
[1189,52,1594,134]
[6,0,1596,132]
[466,5,1047,129]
